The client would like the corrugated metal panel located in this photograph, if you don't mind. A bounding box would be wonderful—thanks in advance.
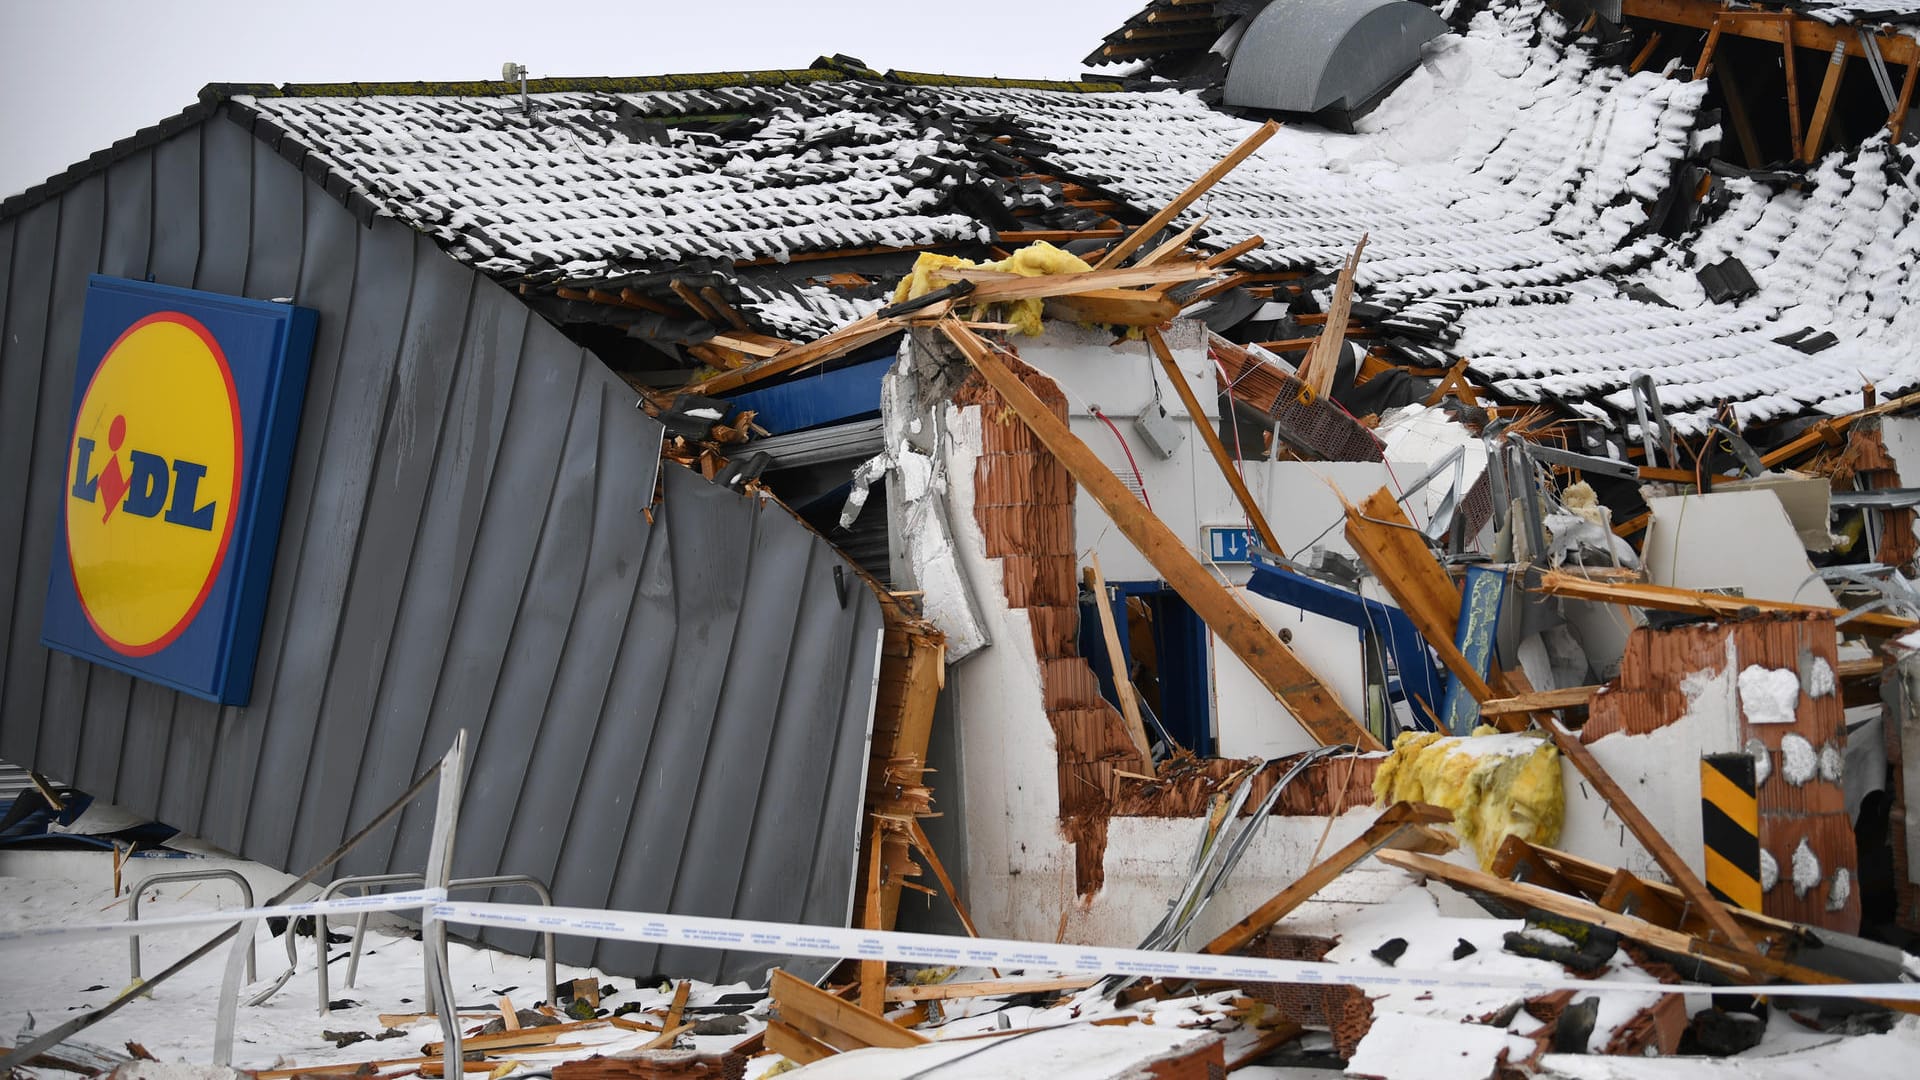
[0,108,884,983]
[0,760,31,804]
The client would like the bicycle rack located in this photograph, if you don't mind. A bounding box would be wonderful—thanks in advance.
[127,869,256,984]
[310,873,557,1015]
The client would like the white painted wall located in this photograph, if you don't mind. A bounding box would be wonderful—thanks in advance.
[1643,490,1837,607]
[892,322,1499,943]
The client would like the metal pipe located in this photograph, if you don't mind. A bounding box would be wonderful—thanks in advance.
[127,870,256,984]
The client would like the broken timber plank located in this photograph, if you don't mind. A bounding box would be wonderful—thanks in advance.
[1094,121,1281,271]
[1136,214,1210,266]
[1204,235,1265,268]
[1482,656,1886,717]
[765,1019,837,1065]
[1545,718,1760,955]
[906,817,981,939]
[1296,235,1366,400]
[1087,553,1155,761]
[943,321,1381,752]
[1504,839,1802,942]
[1044,289,1183,326]
[885,976,1098,1002]
[689,313,898,396]
[1342,488,1500,709]
[663,980,690,1034]
[1478,685,1603,716]
[860,821,887,1013]
[930,263,1214,296]
[1381,848,1920,1014]
[1146,327,1285,558]
[1534,570,1920,637]
[770,970,929,1053]
[1203,802,1454,956]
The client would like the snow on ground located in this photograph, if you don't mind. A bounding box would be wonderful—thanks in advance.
[0,872,756,1074]
[6,862,1918,1077]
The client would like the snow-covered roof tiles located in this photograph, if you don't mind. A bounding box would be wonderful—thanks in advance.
[216,0,1915,430]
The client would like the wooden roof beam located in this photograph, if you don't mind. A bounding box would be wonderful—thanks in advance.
[1620,0,1918,65]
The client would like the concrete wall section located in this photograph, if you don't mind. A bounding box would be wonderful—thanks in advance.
[0,109,884,984]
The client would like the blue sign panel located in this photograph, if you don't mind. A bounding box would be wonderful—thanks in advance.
[42,276,317,705]
[1205,526,1254,563]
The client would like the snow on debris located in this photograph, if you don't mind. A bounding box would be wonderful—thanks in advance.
[1738,665,1803,725]
[228,2,1917,429]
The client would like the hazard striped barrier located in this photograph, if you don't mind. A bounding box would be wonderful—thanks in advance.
[1701,753,1763,911]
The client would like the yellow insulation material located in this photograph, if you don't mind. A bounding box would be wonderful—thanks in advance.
[1372,726,1563,869]
[890,242,1092,337]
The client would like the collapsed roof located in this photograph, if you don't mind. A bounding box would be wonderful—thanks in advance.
[47,0,1871,442]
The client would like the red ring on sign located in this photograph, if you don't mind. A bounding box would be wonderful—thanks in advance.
[66,311,244,657]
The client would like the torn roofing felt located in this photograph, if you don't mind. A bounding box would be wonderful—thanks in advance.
[96,1,1899,438]
[0,105,886,984]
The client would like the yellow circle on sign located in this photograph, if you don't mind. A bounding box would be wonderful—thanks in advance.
[65,313,242,657]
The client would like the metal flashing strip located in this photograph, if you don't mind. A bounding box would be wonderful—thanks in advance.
[432,900,1920,1002]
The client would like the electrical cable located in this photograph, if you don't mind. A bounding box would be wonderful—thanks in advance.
[1091,406,1154,512]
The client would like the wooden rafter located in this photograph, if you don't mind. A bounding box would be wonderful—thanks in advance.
[1620,0,1918,65]
[1146,327,1286,558]
[1093,121,1280,272]
[942,321,1383,752]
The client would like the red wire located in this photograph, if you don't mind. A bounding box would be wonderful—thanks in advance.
[1092,407,1153,512]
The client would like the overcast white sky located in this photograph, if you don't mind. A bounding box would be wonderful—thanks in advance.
[0,0,1145,199]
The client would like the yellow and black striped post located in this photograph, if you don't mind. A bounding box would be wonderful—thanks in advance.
[1701,753,1762,911]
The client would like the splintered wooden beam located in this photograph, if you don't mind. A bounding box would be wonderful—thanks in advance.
[885,975,1097,1002]
[1136,213,1210,266]
[1542,719,1760,955]
[1087,553,1155,761]
[1203,235,1265,267]
[1044,289,1183,326]
[689,312,898,395]
[1202,802,1454,956]
[771,969,929,1054]
[1534,570,1920,636]
[1619,0,1918,65]
[942,321,1382,752]
[1296,234,1366,399]
[906,817,981,939]
[1094,121,1280,271]
[1380,848,1920,1014]
[860,821,887,1013]
[951,262,1216,300]
[1478,685,1602,716]
[1341,487,1500,708]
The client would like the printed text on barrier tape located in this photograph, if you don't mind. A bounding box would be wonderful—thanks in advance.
[0,889,447,946]
[434,901,1920,1002]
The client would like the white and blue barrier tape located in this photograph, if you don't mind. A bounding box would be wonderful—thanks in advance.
[8,890,1918,1002]
[0,889,447,945]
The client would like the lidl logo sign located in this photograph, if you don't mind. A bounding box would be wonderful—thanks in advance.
[42,277,316,704]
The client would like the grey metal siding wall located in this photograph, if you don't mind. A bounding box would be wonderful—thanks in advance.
[0,109,884,982]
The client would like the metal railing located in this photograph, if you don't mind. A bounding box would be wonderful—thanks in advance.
[306,872,556,1014]
[127,869,256,984]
